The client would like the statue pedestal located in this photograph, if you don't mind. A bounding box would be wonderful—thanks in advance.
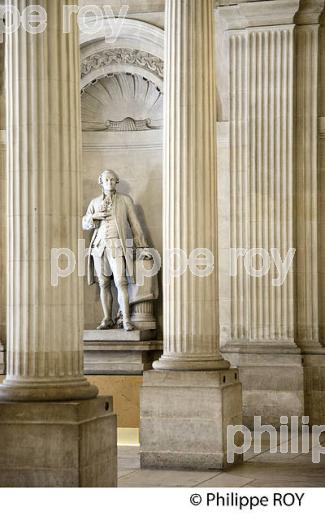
[84,329,156,342]
[83,331,163,375]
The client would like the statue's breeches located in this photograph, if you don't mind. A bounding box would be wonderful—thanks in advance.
[92,247,128,288]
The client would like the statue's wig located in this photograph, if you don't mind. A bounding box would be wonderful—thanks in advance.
[98,169,120,186]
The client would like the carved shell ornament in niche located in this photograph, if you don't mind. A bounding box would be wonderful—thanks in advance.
[81,73,163,132]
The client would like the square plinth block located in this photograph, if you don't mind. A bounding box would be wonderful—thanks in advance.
[222,343,304,428]
[301,347,325,425]
[140,369,243,470]
[0,397,117,487]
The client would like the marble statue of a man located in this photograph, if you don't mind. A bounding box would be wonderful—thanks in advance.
[82,170,152,331]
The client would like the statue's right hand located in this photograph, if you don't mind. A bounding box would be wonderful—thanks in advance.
[93,212,108,220]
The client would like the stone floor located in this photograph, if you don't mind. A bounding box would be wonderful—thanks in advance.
[117,432,325,487]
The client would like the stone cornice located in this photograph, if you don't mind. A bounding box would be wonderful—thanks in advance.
[295,0,325,24]
[217,0,325,29]
[217,0,296,29]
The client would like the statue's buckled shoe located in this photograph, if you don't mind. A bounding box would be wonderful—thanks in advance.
[123,320,134,332]
[97,319,114,330]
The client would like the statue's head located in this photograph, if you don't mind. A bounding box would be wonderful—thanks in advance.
[98,169,120,193]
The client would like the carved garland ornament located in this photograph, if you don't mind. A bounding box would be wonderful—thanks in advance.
[81,48,164,84]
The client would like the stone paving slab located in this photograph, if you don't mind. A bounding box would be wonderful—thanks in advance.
[117,443,325,487]
[118,469,221,487]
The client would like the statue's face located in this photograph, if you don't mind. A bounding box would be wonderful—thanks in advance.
[101,172,117,193]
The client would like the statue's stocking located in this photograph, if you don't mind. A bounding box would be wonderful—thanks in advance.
[100,285,113,322]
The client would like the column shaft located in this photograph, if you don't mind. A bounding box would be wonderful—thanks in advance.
[296,23,322,347]
[320,14,325,345]
[217,2,306,426]
[140,0,242,470]
[0,41,5,372]
[0,131,5,373]
[154,0,229,370]
[299,3,325,425]
[0,0,97,400]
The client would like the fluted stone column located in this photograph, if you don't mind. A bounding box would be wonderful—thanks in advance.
[217,0,304,427]
[295,1,324,349]
[320,11,325,347]
[140,0,242,470]
[216,0,325,426]
[153,0,229,371]
[0,0,97,401]
[0,1,117,487]
[0,40,5,374]
[297,1,325,424]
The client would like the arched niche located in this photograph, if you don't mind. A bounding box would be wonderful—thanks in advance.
[80,19,164,335]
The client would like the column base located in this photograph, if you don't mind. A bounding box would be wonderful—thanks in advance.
[153,354,230,371]
[140,369,243,470]
[0,377,98,401]
[0,397,117,487]
[221,342,304,428]
[300,342,325,425]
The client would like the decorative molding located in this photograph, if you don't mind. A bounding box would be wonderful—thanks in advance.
[81,48,164,94]
[83,142,163,151]
[81,48,163,81]
[83,117,162,132]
